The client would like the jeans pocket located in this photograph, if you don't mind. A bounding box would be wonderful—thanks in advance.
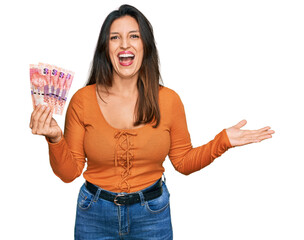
[145,184,170,214]
[77,185,95,210]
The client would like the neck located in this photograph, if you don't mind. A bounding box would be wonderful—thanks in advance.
[111,72,138,97]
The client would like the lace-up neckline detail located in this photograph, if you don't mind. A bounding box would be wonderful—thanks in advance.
[114,130,138,192]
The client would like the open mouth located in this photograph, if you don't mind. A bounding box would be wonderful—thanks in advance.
[118,51,135,66]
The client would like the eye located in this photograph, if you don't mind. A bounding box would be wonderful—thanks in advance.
[130,34,140,39]
[110,35,119,40]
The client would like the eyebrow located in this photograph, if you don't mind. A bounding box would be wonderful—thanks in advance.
[110,30,140,34]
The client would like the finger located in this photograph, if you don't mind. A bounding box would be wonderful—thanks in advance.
[32,104,44,119]
[238,128,274,146]
[32,105,48,134]
[44,107,53,129]
[29,116,33,129]
[233,119,247,129]
[269,129,275,134]
[257,126,271,133]
[245,132,272,144]
[36,106,51,133]
[257,134,273,142]
[255,129,275,139]
[34,104,41,110]
[245,127,274,137]
[30,104,41,128]
[251,131,274,143]
[30,104,42,131]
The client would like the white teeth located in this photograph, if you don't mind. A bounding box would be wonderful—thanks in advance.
[119,54,134,58]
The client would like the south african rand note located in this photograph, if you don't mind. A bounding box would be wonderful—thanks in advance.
[30,63,74,115]
[56,69,75,115]
[30,64,48,107]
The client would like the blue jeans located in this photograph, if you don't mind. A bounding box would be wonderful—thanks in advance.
[74,179,173,240]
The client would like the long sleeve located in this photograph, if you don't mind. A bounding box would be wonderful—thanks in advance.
[46,91,86,182]
[168,92,232,175]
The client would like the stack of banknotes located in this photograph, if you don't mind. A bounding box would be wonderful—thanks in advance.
[30,63,74,115]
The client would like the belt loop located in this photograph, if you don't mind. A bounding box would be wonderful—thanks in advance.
[138,191,145,206]
[93,187,102,202]
[162,173,166,184]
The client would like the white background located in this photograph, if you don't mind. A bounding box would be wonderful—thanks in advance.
[1,0,303,239]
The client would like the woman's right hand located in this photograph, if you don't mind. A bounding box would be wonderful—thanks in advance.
[30,104,62,143]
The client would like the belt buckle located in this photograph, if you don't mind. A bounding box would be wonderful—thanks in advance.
[114,194,125,206]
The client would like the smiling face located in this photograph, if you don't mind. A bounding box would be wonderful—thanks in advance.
[109,15,144,80]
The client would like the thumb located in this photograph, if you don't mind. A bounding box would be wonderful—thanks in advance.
[233,119,247,129]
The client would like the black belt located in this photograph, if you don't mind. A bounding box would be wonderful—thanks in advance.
[85,179,163,206]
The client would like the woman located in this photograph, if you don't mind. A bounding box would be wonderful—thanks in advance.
[29,4,274,240]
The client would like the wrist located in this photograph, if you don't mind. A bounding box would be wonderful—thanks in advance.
[47,131,62,143]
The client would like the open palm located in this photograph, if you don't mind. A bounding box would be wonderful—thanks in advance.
[226,120,274,147]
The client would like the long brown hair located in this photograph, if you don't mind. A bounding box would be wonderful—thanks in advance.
[86,4,163,128]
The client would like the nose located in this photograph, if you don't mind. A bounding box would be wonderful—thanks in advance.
[120,37,130,49]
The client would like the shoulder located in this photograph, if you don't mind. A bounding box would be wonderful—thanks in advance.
[159,85,183,105]
[158,85,186,118]
[66,84,95,116]
[159,85,181,100]
[66,84,96,121]
[69,84,95,104]
[72,84,95,99]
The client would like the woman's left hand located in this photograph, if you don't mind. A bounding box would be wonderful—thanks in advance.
[226,120,275,147]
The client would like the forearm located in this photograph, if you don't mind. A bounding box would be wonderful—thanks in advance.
[46,136,84,183]
[173,129,232,175]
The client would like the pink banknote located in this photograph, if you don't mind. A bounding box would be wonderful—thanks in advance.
[30,63,74,115]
